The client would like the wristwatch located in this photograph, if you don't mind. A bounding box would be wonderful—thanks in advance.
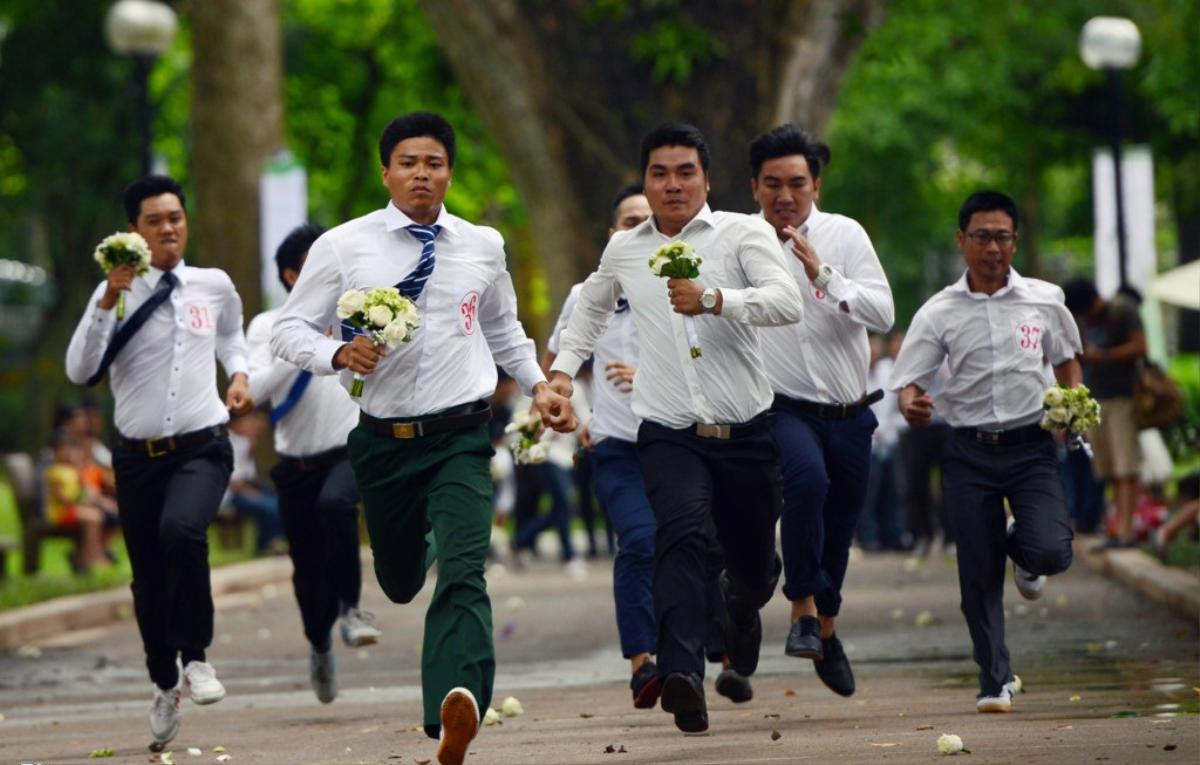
[700,287,718,313]
[813,263,834,291]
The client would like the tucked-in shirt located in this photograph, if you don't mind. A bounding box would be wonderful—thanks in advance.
[548,283,640,444]
[888,268,1082,429]
[65,261,249,439]
[758,206,894,404]
[270,202,545,418]
[551,205,804,428]
[246,308,359,457]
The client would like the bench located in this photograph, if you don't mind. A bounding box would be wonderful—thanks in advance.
[2,452,80,574]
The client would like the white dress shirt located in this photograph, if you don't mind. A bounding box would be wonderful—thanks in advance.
[548,283,640,444]
[887,268,1082,429]
[550,205,804,429]
[758,206,894,404]
[246,308,360,457]
[65,261,249,439]
[270,202,546,418]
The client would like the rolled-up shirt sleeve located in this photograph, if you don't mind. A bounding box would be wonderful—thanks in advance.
[65,282,116,385]
[887,305,945,392]
[551,252,621,378]
[718,216,804,327]
[479,267,547,395]
[271,235,347,376]
[820,224,894,334]
[215,272,249,378]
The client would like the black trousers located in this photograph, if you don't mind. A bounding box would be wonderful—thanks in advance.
[941,429,1073,696]
[636,419,782,678]
[270,452,362,652]
[113,434,233,690]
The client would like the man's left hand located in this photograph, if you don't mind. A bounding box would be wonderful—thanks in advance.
[783,225,821,281]
[666,278,705,316]
[532,381,577,433]
[226,373,254,416]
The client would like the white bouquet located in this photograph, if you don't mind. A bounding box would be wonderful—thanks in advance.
[650,241,703,358]
[1040,383,1101,456]
[93,231,152,319]
[504,409,548,465]
[336,286,421,396]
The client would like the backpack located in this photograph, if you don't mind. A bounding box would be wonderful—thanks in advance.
[1132,360,1183,429]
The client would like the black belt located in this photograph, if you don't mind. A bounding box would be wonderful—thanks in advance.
[955,423,1048,446]
[359,400,492,439]
[648,411,775,441]
[279,446,348,472]
[773,389,884,421]
[116,425,227,458]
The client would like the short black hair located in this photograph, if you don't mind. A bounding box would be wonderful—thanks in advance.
[378,111,456,168]
[611,182,644,219]
[639,122,709,175]
[748,124,831,180]
[123,175,186,224]
[274,223,326,292]
[1062,278,1100,316]
[958,190,1019,231]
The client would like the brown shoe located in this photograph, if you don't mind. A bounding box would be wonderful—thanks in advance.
[436,687,479,765]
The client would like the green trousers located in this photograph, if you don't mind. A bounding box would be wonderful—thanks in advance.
[347,421,495,735]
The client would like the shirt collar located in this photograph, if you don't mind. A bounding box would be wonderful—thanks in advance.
[147,260,187,288]
[951,266,1024,299]
[383,200,456,239]
[649,203,714,238]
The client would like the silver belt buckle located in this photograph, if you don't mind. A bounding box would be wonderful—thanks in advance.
[977,429,1002,444]
[695,423,731,439]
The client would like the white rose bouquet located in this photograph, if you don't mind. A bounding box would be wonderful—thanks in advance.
[93,231,152,319]
[650,241,704,358]
[335,286,421,396]
[1040,383,1101,456]
[504,408,548,465]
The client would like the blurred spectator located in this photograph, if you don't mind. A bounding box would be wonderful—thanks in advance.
[44,427,119,570]
[80,396,113,470]
[856,333,909,551]
[1154,473,1200,558]
[897,341,952,556]
[489,369,519,537]
[1063,279,1147,549]
[225,412,284,554]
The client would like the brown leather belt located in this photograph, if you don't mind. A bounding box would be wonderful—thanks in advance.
[278,447,348,472]
[359,400,492,439]
[773,389,884,421]
[956,423,1048,446]
[116,425,228,458]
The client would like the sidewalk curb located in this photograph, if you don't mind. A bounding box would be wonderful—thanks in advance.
[0,556,293,651]
[1077,539,1200,620]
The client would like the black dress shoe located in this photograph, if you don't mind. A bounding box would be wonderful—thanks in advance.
[813,633,855,697]
[630,661,662,709]
[660,672,708,733]
[714,668,753,703]
[785,615,823,659]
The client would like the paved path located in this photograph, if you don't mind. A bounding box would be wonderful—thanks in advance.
[0,546,1196,764]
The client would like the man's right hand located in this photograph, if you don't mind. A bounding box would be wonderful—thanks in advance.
[333,335,385,375]
[97,264,136,310]
[547,370,574,400]
[899,384,934,428]
[604,361,636,392]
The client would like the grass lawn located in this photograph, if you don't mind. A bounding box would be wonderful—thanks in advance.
[0,482,256,611]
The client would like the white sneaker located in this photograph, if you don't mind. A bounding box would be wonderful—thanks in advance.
[340,607,382,647]
[436,687,480,765]
[149,683,182,751]
[310,648,337,704]
[183,660,226,705]
[563,557,588,581]
[976,685,1014,713]
[1007,516,1046,600]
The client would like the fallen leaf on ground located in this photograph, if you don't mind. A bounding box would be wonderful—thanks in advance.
[916,725,935,731]
[764,713,780,719]
[618,746,627,753]
[1011,675,1024,693]
[1054,594,1069,606]
[187,747,202,756]
[16,645,41,658]
[891,608,905,620]
[161,752,174,765]
[784,689,797,696]
[213,747,226,753]
[216,757,231,763]
[416,759,431,764]
[579,712,594,718]
[771,730,781,741]
[1054,724,1074,730]
[1164,744,1177,751]
[89,748,115,758]
[505,596,526,609]
[604,744,616,753]
[872,742,899,747]
[1069,695,1082,702]
[915,610,936,627]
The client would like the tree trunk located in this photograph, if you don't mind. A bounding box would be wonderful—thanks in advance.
[417,0,888,313]
[190,0,285,320]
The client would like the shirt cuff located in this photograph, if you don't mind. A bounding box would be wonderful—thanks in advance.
[823,269,851,303]
[550,351,587,379]
[718,287,745,321]
[223,354,250,379]
[512,360,548,397]
[312,335,347,376]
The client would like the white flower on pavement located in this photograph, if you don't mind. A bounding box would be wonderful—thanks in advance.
[483,707,501,726]
[937,733,965,754]
[501,696,524,717]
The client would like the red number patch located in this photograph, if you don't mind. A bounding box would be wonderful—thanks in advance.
[459,291,479,335]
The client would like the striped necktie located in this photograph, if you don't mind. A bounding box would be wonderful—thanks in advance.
[395,223,442,301]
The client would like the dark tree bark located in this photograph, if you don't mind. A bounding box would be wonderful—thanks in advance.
[417,0,888,309]
[190,0,285,319]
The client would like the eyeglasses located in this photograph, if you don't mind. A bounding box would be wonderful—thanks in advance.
[966,230,1016,247]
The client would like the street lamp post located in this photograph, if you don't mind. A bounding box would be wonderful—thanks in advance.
[105,0,178,176]
[1080,16,1141,290]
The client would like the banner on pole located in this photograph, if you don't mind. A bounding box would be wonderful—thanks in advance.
[1092,144,1155,299]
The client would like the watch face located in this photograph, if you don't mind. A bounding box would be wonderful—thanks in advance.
[701,291,716,308]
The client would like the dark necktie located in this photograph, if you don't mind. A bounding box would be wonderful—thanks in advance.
[87,271,178,387]
[269,370,312,426]
[341,223,442,341]
[616,297,630,313]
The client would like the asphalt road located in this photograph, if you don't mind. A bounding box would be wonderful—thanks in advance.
[0,540,1197,764]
